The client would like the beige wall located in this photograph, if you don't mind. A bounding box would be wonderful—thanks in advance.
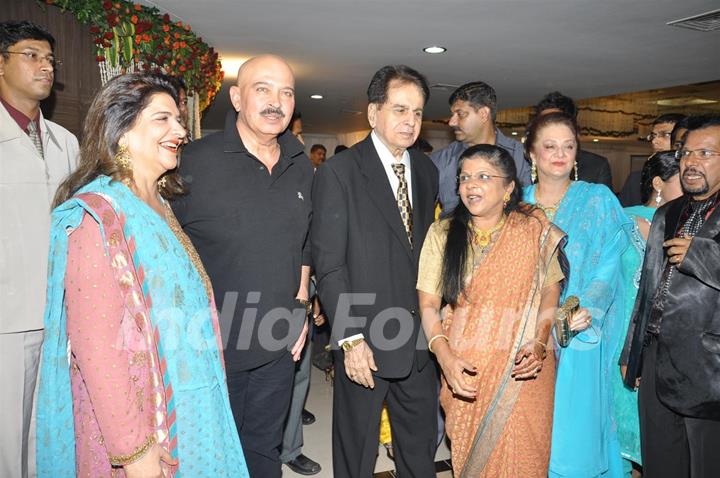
[583,141,652,192]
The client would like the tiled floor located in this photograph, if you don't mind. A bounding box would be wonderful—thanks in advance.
[284,366,453,477]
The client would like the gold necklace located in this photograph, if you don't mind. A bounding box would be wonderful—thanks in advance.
[471,215,506,248]
[536,182,571,221]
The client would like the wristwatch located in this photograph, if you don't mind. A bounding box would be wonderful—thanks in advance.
[296,298,312,316]
[341,337,365,351]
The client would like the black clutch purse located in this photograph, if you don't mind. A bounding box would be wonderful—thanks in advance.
[554,295,580,348]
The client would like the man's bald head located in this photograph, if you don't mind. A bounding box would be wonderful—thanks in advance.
[236,54,294,88]
[230,54,296,142]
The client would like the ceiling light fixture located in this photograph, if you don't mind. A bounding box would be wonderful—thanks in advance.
[593,139,600,142]
[310,94,323,100]
[656,97,718,106]
[511,131,518,136]
[423,46,446,54]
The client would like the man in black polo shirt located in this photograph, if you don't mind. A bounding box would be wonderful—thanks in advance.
[172,54,313,478]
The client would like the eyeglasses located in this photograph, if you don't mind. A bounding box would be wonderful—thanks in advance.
[674,149,720,161]
[646,131,671,141]
[458,172,509,184]
[0,50,62,69]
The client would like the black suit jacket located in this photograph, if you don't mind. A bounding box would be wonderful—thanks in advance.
[311,135,439,378]
[622,196,720,418]
[577,149,613,190]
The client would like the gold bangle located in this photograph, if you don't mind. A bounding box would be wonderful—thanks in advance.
[109,434,156,466]
[428,334,450,354]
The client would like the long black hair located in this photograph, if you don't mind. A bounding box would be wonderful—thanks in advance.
[640,150,679,204]
[441,144,523,305]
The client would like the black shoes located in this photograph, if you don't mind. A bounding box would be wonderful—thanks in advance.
[285,454,321,475]
[302,408,316,425]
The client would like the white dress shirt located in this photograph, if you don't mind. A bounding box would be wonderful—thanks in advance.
[370,131,413,207]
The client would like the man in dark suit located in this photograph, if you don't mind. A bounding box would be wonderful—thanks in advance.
[621,114,720,478]
[311,65,439,477]
[534,91,614,189]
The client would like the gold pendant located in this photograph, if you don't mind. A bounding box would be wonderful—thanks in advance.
[475,232,492,248]
[471,215,506,248]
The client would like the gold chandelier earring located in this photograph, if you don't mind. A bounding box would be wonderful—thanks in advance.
[573,161,579,181]
[503,191,511,208]
[114,144,133,172]
[531,160,537,183]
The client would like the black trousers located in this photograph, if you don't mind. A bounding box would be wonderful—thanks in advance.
[639,338,720,478]
[226,353,295,478]
[332,355,438,478]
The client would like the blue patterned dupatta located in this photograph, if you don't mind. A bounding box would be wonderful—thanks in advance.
[37,176,247,477]
[612,205,655,466]
[524,181,633,477]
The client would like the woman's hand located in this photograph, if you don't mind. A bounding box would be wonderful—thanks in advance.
[435,344,477,399]
[512,340,546,380]
[568,307,592,332]
[124,444,177,478]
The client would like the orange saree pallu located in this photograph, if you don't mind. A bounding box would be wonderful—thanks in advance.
[440,209,565,477]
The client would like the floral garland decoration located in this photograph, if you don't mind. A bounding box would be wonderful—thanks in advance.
[44,0,223,112]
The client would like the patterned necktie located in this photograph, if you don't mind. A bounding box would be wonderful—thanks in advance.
[391,162,413,246]
[26,120,44,159]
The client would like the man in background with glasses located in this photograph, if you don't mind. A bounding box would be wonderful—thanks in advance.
[621,114,720,478]
[0,20,78,478]
[620,113,686,206]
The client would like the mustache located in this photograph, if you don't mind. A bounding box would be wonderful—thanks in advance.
[682,167,705,179]
[260,106,285,117]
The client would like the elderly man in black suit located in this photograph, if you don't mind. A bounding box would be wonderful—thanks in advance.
[311,65,439,477]
[621,114,720,478]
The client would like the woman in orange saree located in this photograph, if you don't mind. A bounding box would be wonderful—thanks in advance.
[418,144,579,477]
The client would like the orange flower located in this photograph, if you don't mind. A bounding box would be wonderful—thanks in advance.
[180,41,186,48]
[174,32,181,39]
[162,24,170,32]
[134,4,142,11]
[143,34,150,42]
[179,65,186,72]
[131,15,138,24]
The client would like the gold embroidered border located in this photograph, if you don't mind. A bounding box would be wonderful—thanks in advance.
[108,435,156,466]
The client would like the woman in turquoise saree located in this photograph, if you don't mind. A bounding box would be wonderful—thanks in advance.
[614,150,681,471]
[36,73,248,477]
[522,112,633,478]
